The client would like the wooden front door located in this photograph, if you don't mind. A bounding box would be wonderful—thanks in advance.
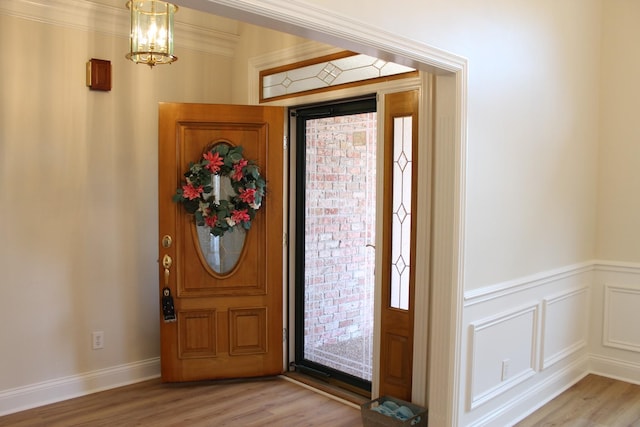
[158,103,285,382]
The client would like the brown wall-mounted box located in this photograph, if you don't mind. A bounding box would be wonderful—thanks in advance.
[86,58,111,91]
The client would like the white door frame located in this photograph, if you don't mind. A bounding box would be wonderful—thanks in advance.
[271,75,427,400]
[174,1,467,425]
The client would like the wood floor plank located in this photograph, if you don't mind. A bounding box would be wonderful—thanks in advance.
[0,377,363,427]
[4,373,639,426]
[516,374,640,427]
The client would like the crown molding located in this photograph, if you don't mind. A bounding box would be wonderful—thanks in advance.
[0,0,239,57]
[173,0,466,73]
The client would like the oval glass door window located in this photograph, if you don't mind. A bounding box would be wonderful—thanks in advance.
[196,173,246,274]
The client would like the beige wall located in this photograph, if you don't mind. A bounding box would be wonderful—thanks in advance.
[324,0,603,290]
[230,22,315,104]
[0,2,320,406]
[0,12,234,390]
[597,0,640,262]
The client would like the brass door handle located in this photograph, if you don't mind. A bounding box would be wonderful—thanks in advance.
[162,254,172,286]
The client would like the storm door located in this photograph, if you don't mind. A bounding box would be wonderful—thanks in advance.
[293,96,377,392]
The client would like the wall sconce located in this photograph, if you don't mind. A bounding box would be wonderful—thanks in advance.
[126,1,178,67]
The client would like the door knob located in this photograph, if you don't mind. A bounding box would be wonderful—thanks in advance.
[162,254,173,269]
[162,254,172,286]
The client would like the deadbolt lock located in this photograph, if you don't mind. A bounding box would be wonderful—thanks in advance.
[162,235,173,248]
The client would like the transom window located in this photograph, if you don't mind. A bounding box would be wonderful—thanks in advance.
[260,51,416,102]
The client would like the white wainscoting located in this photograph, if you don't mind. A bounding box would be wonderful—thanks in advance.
[0,358,160,417]
[461,260,640,426]
[461,263,593,427]
[591,261,640,385]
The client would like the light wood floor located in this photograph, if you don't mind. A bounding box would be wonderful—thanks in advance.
[0,377,362,427]
[516,374,640,426]
[2,374,639,426]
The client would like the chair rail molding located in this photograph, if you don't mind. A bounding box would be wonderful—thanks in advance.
[464,261,594,306]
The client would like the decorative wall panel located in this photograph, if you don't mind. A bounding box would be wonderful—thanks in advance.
[541,287,589,369]
[468,304,539,409]
[603,284,640,352]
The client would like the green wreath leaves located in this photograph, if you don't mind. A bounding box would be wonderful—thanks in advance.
[172,144,265,237]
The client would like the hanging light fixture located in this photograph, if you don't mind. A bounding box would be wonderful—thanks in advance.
[126,1,178,67]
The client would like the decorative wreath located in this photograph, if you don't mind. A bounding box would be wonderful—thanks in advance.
[172,144,265,237]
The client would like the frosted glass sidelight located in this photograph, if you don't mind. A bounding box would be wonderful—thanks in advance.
[390,116,412,310]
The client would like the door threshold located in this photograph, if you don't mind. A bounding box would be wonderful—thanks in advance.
[281,371,371,407]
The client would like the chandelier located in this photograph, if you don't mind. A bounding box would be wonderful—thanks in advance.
[126,1,178,67]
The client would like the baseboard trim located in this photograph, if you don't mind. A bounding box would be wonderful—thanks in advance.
[3,354,639,422]
[466,353,640,426]
[468,356,589,427]
[589,354,640,386]
[0,357,160,417]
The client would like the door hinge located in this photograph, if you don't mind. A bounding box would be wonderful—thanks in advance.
[283,135,288,150]
[283,328,287,342]
[283,232,288,247]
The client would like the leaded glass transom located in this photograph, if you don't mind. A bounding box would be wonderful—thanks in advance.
[261,52,415,102]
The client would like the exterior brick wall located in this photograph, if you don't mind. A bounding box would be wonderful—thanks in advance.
[303,112,376,379]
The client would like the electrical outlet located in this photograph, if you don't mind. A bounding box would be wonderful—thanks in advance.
[92,331,104,350]
[501,359,510,381]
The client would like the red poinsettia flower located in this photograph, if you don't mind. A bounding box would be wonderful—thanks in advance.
[238,187,256,204]
[205,214,217,228]
[182,183,204,200]
[203,151,224,173]
[231,209,250,223]
[232,159,248,181]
